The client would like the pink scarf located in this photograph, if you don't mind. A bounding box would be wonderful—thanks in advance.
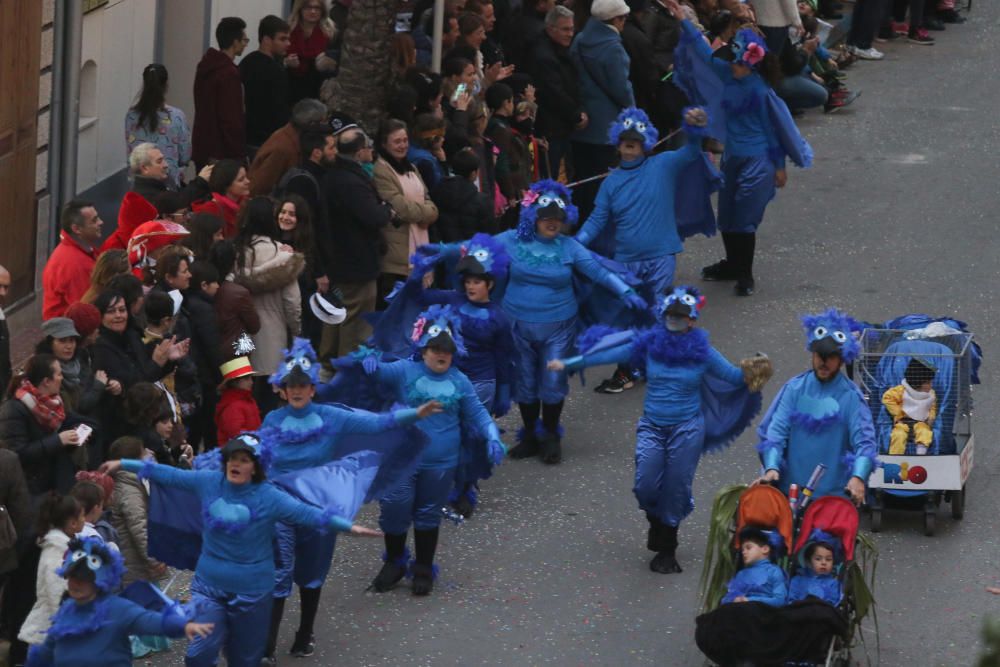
[15,379,65,432]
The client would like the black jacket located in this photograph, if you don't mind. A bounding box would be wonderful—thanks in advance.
[641,2,682,75]
[284,160,334,276]
[240,51,291,147]
[503,9,546,70]
[0,448,32,572]
[525,35,585,140]
[430,176,496,242]
[182,289,223,385]
[131,175,211,208]
[323,157,394,284]
[0,400,83,497]
[622,15,660,116]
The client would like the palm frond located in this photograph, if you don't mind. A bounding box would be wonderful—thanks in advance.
[699,484,747,612]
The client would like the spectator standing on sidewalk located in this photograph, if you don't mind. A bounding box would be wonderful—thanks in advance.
[42,202,102,320]
[241,15,293,159]
[192,17,248,169]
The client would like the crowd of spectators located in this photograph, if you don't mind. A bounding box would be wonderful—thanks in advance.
[0,0,967,663]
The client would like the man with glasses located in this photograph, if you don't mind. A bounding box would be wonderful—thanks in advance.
[192,17,249,169]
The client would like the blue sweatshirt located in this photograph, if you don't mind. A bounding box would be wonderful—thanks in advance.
[120,460,352,595]
[262,402,419,476]
[788,568,842,606]
[27,595,187,667]
[680,20,784,168]
[565,328,745,427]
[372,360,500,469]
[721,559,788,606]
[758,370,876,499]
[495,230,632,323]
[576,141,704,262]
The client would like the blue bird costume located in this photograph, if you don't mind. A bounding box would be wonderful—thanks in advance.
[322,306,504,596]
[561,287,761,572]
[722,529,788,607]
[26,538,195,667]
[758,309,877,499]
[416,180,647,464]
[788,529,844,607]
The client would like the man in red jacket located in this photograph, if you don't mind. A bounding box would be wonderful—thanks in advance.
[192,17,249,169]
[42,200,103,320]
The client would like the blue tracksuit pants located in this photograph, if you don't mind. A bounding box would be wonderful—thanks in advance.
[717,155,776,233]
[379,467,457,533]
[272,522,338,598]
[633,413,706,527]
[511,317,576,404]
[185,576,274,667]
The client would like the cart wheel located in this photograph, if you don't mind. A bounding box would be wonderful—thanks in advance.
[924,510,935,536]
[951,485,966,520]
[870,509,882,533]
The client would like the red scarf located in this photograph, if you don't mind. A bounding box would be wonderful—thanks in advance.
[15,379,66,432]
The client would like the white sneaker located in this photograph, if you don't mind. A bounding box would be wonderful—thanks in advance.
[849,45,885,60]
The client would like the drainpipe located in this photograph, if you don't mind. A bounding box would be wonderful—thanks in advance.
[56,0,84,246]
[46,0,66,249]
[431,0,445,73]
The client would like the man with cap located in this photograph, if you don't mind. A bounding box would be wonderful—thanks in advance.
[261,338,440,661]
[100,431,382,667]
[548,286,769,573]
[576,105,710,393]
[757,308,877,506]
[345,306,505,596]
[26,535,215,666]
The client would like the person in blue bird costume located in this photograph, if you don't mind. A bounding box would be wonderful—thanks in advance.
[334,305,505,596]
[26,536,214,667]
[99,435,382,667]
[260,338,439,662]
[416,179,649,465]
[371,237,514,518]
[547,287,770,573]
[575,105,714,394]
[664,0,813,297]
[757,308,878,506]
[721,527,788,606]
[788,529,843,607]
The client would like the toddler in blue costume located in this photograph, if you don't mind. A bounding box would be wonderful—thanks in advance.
[100,435,381,667]
[261,338,433,661]
[363,306,506,596]
[418,180,648,465]
[722,527,788,606]
[549,286,767,573]
[26,536,214,667]
[788,530,843,607]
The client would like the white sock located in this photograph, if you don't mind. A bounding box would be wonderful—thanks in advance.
[916,445,928,455]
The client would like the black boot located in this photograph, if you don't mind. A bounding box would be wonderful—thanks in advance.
[649,523,683,574]
[701,233,740,281]
[289,586,321,657]
[733,233,756,297]
[539,401,564,464]
[263,596,286,664]
[509,403,541,459]
[450,483,477,518]
[371,533,409,592]
[412,528,440,596]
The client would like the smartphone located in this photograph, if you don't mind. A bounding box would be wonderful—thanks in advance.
[75,424,93,446]
[452,83,467,103]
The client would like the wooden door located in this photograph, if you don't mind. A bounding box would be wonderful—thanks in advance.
[0,0,43,304]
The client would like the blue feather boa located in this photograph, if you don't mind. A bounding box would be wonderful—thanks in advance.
[631,326,710,371]
[45,597,113,641]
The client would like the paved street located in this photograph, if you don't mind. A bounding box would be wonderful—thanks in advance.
[151,9,998,666]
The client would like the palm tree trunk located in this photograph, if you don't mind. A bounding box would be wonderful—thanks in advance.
[321,0,402,132]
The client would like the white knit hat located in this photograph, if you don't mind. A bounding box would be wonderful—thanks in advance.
[590,0,631,20]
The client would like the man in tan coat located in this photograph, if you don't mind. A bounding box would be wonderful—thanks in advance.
[247,99,328,196]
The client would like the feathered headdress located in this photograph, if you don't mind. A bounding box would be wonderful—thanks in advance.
[657,285,706,320]
[269,337,321,386]
[608,106,659,153]
[516,179,579,242]
[731,28,768,68]
[458,233,511,280]
[58,536,126,594]
[801,308,860,363]
[797,528,844,568]
[411,304,467,356]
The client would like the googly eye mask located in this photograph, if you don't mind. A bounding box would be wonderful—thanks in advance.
[410,305,468,356]
[516,179,580,241]
[801,308,860,363]
[658,286,706,320]
[731,28,768,67]
[609,107,660,153]
[269,337,321,386]
[58,536,125,594]
[458,233,511,279]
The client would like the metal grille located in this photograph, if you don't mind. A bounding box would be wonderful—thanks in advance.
[855,329,973,456]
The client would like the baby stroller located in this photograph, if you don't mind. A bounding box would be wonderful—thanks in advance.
[696,485,876,666]
[854,322,979,536]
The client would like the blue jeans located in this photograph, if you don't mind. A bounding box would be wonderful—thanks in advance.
[379,467,457,533]
[718,155,776,233]
[272,521,338,598]
[185,576,273,667]
[511,317,577,403]
[777,75,829,112]
[633,414,705,527]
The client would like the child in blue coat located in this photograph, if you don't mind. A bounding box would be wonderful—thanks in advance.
[788,530,843,607]
[26,536,214,667]
[722,527,787,607]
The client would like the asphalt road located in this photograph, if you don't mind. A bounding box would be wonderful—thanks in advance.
[149,10,997,666]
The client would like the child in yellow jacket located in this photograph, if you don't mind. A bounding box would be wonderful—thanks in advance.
[882,358,937,455]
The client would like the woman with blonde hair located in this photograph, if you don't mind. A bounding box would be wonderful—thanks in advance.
[287,0,337,103]
[81,250,131,305]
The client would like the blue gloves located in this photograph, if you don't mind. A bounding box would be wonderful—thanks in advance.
[623,291,648,310]
[488,440,507,467]
[492,384,511,417]
[362,355,379,375]
[351,345,381,375]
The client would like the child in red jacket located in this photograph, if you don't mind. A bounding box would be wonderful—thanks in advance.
[214,357,261,445]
